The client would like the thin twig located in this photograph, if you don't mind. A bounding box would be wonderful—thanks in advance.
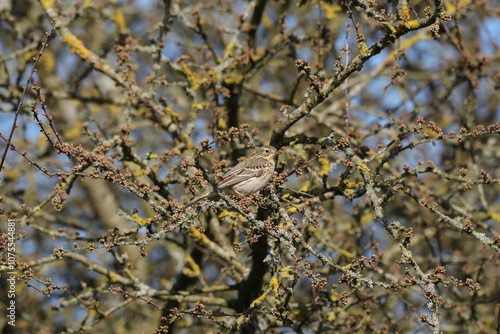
[0,23,55,175]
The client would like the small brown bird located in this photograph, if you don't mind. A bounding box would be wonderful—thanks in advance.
[185,145,280,207]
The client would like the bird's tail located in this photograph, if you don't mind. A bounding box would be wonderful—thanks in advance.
[184,190,212,208]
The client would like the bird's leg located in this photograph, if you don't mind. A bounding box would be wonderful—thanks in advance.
[233,190,246,197]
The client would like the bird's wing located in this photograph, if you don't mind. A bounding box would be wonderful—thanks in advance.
[216,159,267,189]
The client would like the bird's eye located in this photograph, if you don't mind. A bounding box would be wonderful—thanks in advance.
[265,148,270,153]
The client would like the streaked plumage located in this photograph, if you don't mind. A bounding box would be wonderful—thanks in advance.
[185,145,279,207]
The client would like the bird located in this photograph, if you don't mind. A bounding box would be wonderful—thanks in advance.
[184,145,280,207]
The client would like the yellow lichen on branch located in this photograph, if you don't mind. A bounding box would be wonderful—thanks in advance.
[401,5,411,21]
